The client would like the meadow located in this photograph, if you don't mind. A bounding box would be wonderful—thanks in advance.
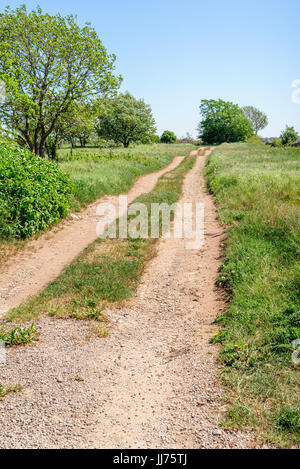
[57,144,196,209]
[205,142,300,446]
[0,143,195,264]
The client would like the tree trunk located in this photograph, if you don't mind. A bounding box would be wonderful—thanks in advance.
[39,135,46,158]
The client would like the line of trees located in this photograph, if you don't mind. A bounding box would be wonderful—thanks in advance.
[0,6,160,158]
[0,6,281,157]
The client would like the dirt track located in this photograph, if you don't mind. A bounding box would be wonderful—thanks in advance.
[0,155,184,317]
[0,150,255,448]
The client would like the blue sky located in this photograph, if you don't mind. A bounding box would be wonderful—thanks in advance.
[3,0,300,137]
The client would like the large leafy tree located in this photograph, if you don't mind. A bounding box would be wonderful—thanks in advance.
[0,5,121,157]
[242,106,268,134]
[97,92,156,147]
[198,99,254,144]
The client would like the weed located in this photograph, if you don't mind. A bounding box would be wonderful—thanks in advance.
[0,324,36,345]
[0,383,22,400]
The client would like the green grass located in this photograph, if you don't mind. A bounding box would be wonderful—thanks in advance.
[57,143,196,209]
[0,324,36,345]
[6,153,197,323]
[0,143,195,264]
[205,142,300,447]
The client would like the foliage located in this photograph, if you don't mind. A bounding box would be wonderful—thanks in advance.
[61,101,98,149]
[150,135,161,144]
[57,144,196,208]
[242,106,268,134]
[0,5,120,157]
[0,141,73,238]
[0,383,22,400]
[280,126,299,146]
[198,99,254,144]
[97,92,156,147]
[271,137,282,147]
[160,130,177,143]
[0,323,36,345]
[205,142,300,446]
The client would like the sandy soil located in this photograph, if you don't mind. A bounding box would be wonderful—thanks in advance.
[0,149,256,449]
[0,156,184,317]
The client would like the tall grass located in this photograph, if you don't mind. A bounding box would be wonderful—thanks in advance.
[57,144,196,209]
[205,142,300,447]
[0,143,195,263]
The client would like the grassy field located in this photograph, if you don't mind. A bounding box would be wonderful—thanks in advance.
[57,144,196,209]
[7,153,198,326]
[205,142,300,447]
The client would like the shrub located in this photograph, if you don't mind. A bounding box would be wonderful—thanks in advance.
[150,135,161,144]
[280,126,299,146]
[160,130,177,143]
[271,138,282,147]
[0,142,73,238]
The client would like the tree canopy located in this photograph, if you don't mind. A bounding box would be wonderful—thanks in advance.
[160,130,177,143]
[198,99,254,144]
[242,106,268,134]
[61,101,98,149]
[0,5,121,157]
[97,92,156,147]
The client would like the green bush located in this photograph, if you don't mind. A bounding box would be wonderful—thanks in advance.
[160,130,177,143]
[0,142,73,238]
[280,126,299,146]
[271,138,282,147]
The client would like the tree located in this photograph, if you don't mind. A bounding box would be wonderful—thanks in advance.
[280,126,299,146]
[197,99,254,144]
[61,101,97,149]
[242,106,268,134]
[97,92,156,147]
[160,130,177,143]
[0,5,121,157]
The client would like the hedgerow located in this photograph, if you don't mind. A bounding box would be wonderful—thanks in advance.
[0,142,73,238]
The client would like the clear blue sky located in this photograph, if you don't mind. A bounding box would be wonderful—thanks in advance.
[4,0,300,137]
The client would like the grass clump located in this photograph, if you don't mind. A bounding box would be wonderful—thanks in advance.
[57,143,196,208]
[205,142,300,446]
[0,324,36,345]
[7,155,196,324]
[0,383,22,400]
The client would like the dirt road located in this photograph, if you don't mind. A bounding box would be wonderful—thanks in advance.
[0,156,184,317]
[0,150,254,448]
